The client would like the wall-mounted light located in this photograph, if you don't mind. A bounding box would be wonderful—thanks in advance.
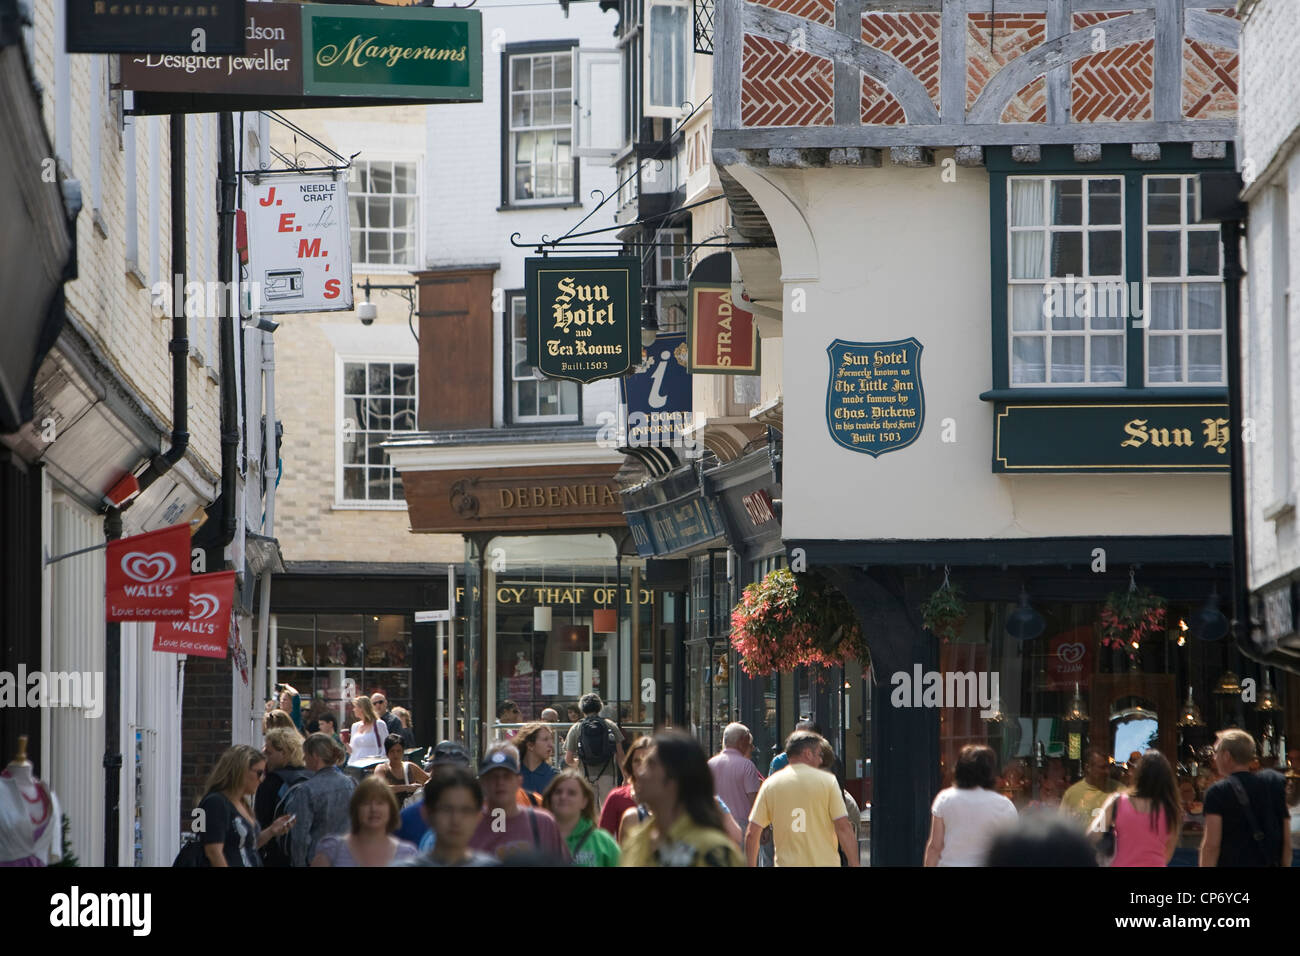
[356,278,418,341]
[640,291,659,348]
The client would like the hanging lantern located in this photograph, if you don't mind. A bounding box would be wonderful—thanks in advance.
[1063,682,1088,725]
[1213,669,1241,696]
[593,608,618,633]
[1177,685,1205,727]
[1005,588,1045,642]
[1257,670,1282,713]
[533,606,552,632]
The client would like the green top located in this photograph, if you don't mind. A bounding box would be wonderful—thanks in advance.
[565,817,620,868]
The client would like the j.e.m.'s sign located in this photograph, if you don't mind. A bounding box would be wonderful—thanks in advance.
[68,0,246,54]
[525,257,639,385]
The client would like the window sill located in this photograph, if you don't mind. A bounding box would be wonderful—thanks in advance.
[331,501,410,512]
[1262,498,1295,523]
[979,387,1228,404]
[497,200,581,212]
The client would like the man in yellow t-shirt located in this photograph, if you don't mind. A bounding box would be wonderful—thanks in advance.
[1060,748,1119,829]
[745,731,859,867]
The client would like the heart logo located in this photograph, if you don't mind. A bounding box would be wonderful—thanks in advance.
[189,593,220,620]
[122,551,177,584]
[1057,642,1085,665]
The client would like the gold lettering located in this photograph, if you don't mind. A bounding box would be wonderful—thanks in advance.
[547,486,560,507]
[1121,419,1148,449]
[1202,417,1229,455]
[562,486,577,506]
[581,485,596,505]
[499,488,514,509]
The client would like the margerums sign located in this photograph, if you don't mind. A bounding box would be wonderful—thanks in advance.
[105,523,191,621]
[153,571,236,659]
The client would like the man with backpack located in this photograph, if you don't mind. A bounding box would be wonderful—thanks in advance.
[564,693,626,808]
[1200,730,1291,867]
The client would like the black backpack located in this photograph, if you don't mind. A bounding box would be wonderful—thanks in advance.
[576,716,616,777]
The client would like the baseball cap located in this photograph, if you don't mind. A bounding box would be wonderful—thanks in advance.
[428,741,471,768]
[478,748,521,776]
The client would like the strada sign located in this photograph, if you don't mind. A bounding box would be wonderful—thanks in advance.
[242,172,353,314]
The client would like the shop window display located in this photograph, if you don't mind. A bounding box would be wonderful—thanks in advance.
[935,595,1289,852]
[267,613,413,734]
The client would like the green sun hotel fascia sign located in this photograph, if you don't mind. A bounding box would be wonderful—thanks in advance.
[994,403,1231,472]
[301,4,482,101]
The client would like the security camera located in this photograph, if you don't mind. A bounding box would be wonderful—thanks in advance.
[357,301,377,326]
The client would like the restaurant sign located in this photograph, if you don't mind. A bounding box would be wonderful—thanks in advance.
[688,251,758,374]
[826,338,925,456]
[68,0,245,54]
[994,404,1231,472]
[525,256,639,384]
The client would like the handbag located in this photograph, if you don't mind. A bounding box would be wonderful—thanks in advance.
[172,838,210,868]
[1091,795,1118,865]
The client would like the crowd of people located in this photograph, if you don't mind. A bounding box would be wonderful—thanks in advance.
[924,729,1297,867]
[185,687,1294,867]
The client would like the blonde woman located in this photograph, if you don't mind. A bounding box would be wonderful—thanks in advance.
[198,745,294,867]
[347,696,388,767]
[256,728,312,867]
[263,709,297,734]
[311,777,419,867]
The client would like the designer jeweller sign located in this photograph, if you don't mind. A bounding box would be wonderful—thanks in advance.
[525,257,639,384]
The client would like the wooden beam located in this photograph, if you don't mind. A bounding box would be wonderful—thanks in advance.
[713,119,1238,148]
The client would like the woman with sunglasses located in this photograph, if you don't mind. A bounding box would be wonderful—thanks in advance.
[197,745,295,867]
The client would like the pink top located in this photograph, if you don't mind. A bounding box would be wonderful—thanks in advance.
[1111,794,1171,867]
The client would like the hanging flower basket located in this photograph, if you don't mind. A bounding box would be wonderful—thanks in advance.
[1099,585,1166,659]
[729,568,867,677]
[920,582,967,643]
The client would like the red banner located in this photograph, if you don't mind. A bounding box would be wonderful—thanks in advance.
[1046,627,1093,690]
[688,286,760,374]
[106,524,191,621]
[152,571,235,659]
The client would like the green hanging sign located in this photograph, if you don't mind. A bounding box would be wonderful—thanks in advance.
[524,256,640,384]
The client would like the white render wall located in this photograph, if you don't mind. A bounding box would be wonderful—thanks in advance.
[1241,0,1300,591]
[753,155,1231,543]
[422,0,622,427]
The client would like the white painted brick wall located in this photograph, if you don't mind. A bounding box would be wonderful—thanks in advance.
[31,0,223,482]
[1241,0,1300,592]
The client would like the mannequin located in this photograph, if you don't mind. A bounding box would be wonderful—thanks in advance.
[0,736,62,866]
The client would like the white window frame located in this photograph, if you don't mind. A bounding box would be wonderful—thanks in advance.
[654,226,689,334]
[506,47,577,206]
[1142,174,1226,387]
[506,292,580,424]
[644,0,691,119]
[335,354,419,509]
[348,158,421,272]
[1006,175,1127,387]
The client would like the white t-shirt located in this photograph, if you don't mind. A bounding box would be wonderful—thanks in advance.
[931,786,1019,866]
[348,721,388,765]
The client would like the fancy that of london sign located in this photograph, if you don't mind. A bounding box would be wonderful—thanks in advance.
[993,404,1231,472]
[68,0,245,54]
[826,338,924,456]
[525,257,639,384]
[242,172,353,315]
[302,4,482,101]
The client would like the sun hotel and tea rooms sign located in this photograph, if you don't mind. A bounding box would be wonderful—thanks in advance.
[525,257,639,385]
[119,4,482,112]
